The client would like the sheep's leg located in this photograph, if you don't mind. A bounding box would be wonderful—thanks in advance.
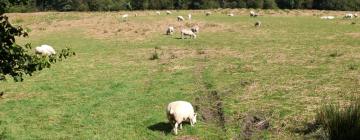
[173,122,179,135]
[179,123,183,130]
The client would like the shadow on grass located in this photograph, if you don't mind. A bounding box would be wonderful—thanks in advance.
[148,122,172,134]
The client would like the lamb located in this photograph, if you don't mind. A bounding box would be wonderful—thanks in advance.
[122,14,129,21]
[191,25,199,33]
[166,10,172,15]
[255,21,261,27]
[188,14,192,20]
[250,11,258,17]
[156,11,161,15]
[177,16,185,21]
[35,44,56,56]
[205,11,211,16]
[166,26,175,35]
[166,101,197,135]
[181,29,197,39]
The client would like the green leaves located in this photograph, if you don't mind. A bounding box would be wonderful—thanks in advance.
[0,14,75,82]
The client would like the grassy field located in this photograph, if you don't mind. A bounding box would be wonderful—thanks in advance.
[1,9,360,139]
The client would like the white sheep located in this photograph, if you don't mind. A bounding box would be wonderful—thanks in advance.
[228,13,234,16]
[166,101,197,135]
[320,16,335,19]
[35,44,56,56]
[250,11,258,17]
[122,14,129,21]
[181,29,196,39]
[205,11,211,16]
[156,11,161,15]
[191,25,199,34]
[134,13,138,17]
[166,10,172,15]
[354,13,358,18]
[188,14,192,20]
[344,13,357,19]
[166,26,175,35]
[255,21,261,27]
[177,16,185,21]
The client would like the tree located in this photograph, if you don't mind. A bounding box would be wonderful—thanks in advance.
[0,1,75,82]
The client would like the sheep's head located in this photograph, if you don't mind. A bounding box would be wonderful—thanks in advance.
[190,113,197,125]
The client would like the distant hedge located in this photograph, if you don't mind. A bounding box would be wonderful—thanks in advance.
[2,0,360,12]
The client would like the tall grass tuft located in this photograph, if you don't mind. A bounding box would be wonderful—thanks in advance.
[316,101,360,140]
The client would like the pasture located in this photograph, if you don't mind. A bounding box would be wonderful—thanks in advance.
[1,9,360,139]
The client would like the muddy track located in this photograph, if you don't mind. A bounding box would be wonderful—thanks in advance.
[193,55,227,133]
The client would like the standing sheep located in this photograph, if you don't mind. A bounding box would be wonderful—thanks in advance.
[122,14,129,21]
[181,29,197,39]
[156,11,161,15]
[205,11,211,16]
[188,14,192,20]
[255,21,261,27]
[166,101,197,135]
[344,13,357,19]
[166,26,175,35]
[177,16,185,21]
[250,11,258,17]
[191,25,199,34]
[35,44,56,56]
[166,10,172,15]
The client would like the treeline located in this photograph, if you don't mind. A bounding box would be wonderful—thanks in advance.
[4,0,360,12]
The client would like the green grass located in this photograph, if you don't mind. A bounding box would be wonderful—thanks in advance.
[1,10,360,139]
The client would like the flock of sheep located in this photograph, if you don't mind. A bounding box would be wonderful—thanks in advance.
[169,10,261,39]
[320,13,358,20]
[33,10,358,136]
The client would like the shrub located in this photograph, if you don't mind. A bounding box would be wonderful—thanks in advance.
[263,0,278,9]
[315,101,360,140]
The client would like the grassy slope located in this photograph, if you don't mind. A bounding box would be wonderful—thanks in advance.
[1,10,360,139]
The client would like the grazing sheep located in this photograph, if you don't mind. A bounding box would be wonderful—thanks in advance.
[35,44,56,56]
[166,101,197,135]
[181,29,196,39]
[122,14,129,21]
[255,21,261,27]
[188,14,192,20]
[191,25,199,33]
[250,11,258,17]
[344,13,355,19]
[166,26,175,35]
[205,11,211,16]
[177,16,185,21]
[228,13,234,16]
[156,11,161,15]
[166,10,172,15]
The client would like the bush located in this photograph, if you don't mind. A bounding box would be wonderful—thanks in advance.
[247,0,264,9]
[315,101,360,139]
[263,0,278,9]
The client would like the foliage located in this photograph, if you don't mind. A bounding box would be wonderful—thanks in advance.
[315,101,360,139]
[0,12,75,82]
